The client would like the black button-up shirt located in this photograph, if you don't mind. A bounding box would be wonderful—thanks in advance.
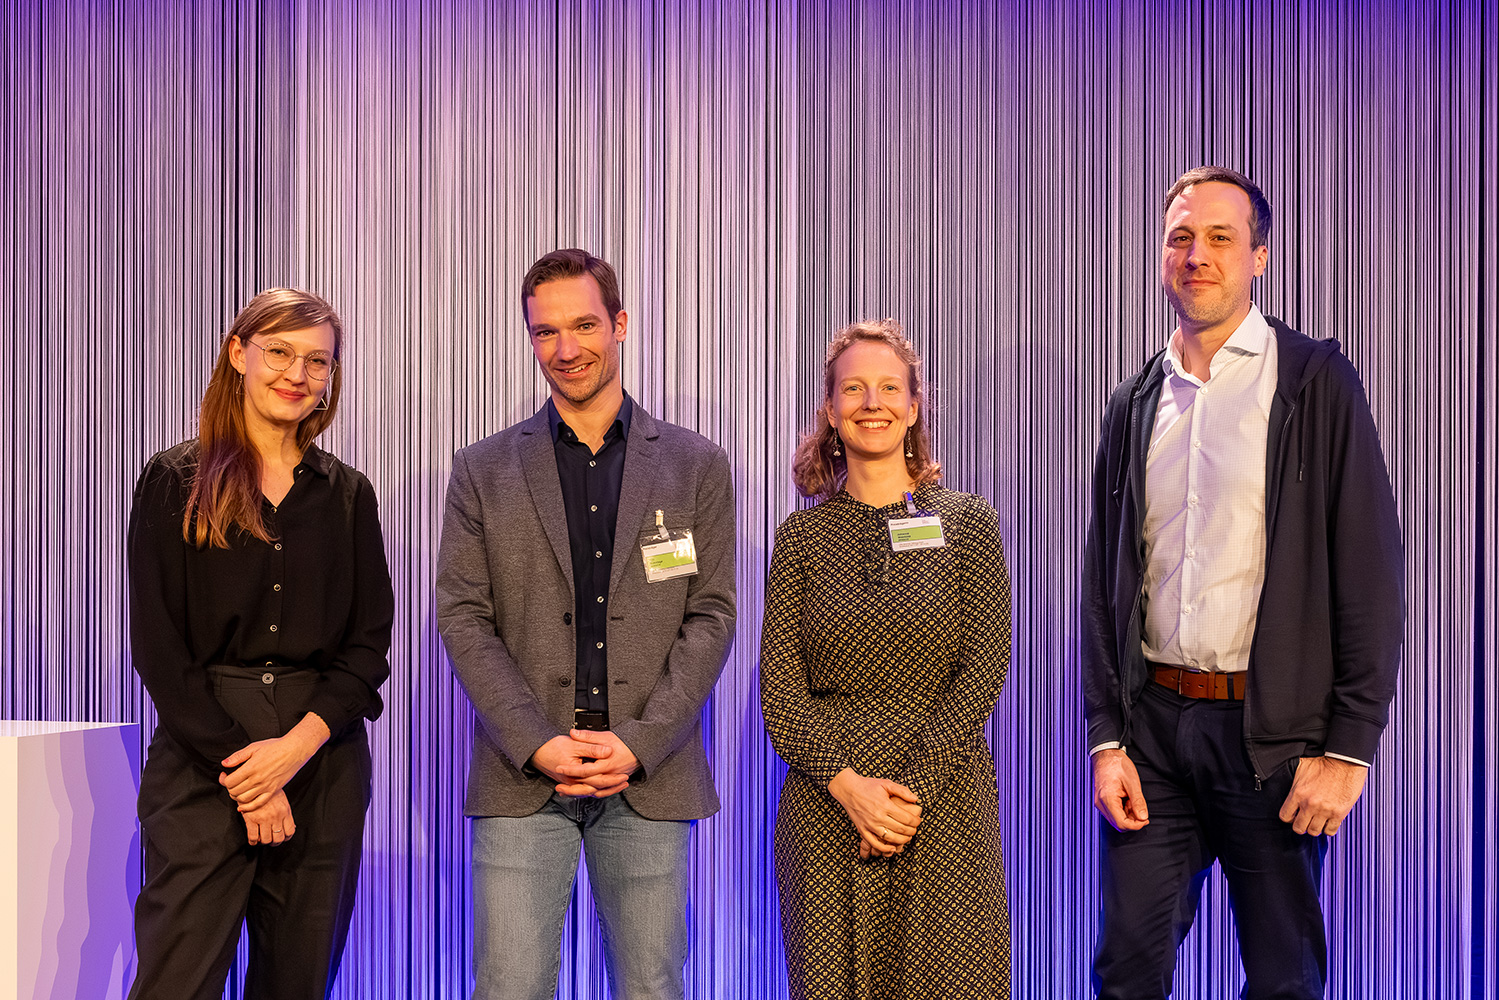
[127,441,394,772]
[547,394,633,713]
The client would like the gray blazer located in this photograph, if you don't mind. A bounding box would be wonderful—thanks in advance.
[437,401,736,821]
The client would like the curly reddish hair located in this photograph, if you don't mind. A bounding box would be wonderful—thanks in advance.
[791,318,941,501]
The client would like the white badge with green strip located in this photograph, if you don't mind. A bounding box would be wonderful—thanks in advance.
[641,509,699,582]
[887,491,946,551]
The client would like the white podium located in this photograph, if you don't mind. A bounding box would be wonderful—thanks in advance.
[0,722,140,1000]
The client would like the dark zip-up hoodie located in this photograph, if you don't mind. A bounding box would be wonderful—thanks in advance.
[1080,316,1404,780]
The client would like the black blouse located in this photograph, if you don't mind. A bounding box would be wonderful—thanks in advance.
[128,440,394,771]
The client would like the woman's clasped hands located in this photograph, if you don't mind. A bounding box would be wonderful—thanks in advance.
[219,713,331,846]
[828,767,923,861]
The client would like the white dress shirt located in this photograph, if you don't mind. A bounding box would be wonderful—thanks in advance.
[1140,305,1277,673]
[1091,306,1368,765]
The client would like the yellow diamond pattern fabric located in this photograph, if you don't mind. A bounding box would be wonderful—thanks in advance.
[761,485,1013,1000]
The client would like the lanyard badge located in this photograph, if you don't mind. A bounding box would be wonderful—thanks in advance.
[641,509,699,582]
[886,491,945,551]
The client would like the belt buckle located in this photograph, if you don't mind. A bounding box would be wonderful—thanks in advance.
[573,708,609,732]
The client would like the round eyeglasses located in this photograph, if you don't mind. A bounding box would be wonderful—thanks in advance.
[246,339,337,382]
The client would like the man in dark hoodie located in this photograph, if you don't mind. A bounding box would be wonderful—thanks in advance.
[1081,166,1403,1000]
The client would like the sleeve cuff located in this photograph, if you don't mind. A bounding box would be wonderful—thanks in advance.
[1323,751,1370,767]
[304,696,356,740]
[1089,741,1123,756]
[608,720,662,778]
[1323,714,1385,766]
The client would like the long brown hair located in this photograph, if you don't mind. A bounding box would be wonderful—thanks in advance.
[791,318,941,502]
[184,289,345,548]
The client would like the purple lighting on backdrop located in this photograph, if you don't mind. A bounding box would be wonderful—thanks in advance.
[0,0,1494,998]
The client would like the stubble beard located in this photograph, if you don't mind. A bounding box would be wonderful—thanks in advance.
[1169,282,1239,332]
[549,353,619,406]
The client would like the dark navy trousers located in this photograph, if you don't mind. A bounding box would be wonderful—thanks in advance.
[1093,682,1330,1000]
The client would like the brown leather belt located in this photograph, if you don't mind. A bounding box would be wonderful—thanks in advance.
[1153,665,1246,700]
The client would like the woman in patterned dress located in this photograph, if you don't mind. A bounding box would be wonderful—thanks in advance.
[760,319,1012,999]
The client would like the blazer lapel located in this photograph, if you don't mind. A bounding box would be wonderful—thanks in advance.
[610,405,662,600]
[519,407,575,591]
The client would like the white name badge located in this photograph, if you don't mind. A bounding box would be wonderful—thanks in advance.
[641,529,699,582]
[887,515,945,551]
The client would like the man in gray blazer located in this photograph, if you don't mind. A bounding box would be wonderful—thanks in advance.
[437,248,736,1000]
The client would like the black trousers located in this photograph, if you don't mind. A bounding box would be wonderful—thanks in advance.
[1093,682,1330,1000]
[128,667,372,1000]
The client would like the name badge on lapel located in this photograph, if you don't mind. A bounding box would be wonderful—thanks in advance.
[641,509,699,582]
[887,491,946,551]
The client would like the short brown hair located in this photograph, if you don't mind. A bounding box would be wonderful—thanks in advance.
[520,248,624,326]
[1163,166,1272,248]
[791,318,942,502]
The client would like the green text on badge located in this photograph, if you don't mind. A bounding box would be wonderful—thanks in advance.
[887,515,946,551]
[641,532,699,581]
[645,542,693,570]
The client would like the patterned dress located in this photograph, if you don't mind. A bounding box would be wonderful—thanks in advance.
[761,485,1013,1000]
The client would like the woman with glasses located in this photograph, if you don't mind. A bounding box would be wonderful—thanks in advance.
[760,319,1013,999]
[127,288,393,999]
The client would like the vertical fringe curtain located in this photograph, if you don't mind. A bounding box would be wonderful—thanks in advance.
[1,1,1492,997]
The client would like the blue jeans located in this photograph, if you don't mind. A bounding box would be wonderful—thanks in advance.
[472,793,692,1000]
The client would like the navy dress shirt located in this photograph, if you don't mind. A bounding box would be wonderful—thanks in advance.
[548,393,633,714]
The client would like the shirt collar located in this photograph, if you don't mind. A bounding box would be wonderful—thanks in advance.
[547,392,633,445]
[298,443,332,478]
[1163,303,1270,380]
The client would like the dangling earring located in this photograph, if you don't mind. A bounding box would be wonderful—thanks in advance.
[831,428,842,457]
[315,392,329,411]
[905,430,914,458]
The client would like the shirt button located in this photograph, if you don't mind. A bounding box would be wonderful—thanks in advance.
[595,550,603,558]
[1186,549,1195,559]
[269,624,278,632]
[1183,605,1193,615]
[596,596,604,603]
[589,461,596,468]
[591,686,600,695]
[1193,440,1202,449]
[596,642,604,649]
[265,661,273,668]
[1187,495,1199,507]
[273,583,282,592]
[274,543,283,551]
[261,672,275,685]
[590,505,598,512]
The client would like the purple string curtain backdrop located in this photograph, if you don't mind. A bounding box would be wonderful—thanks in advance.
[2,0,1494,997]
